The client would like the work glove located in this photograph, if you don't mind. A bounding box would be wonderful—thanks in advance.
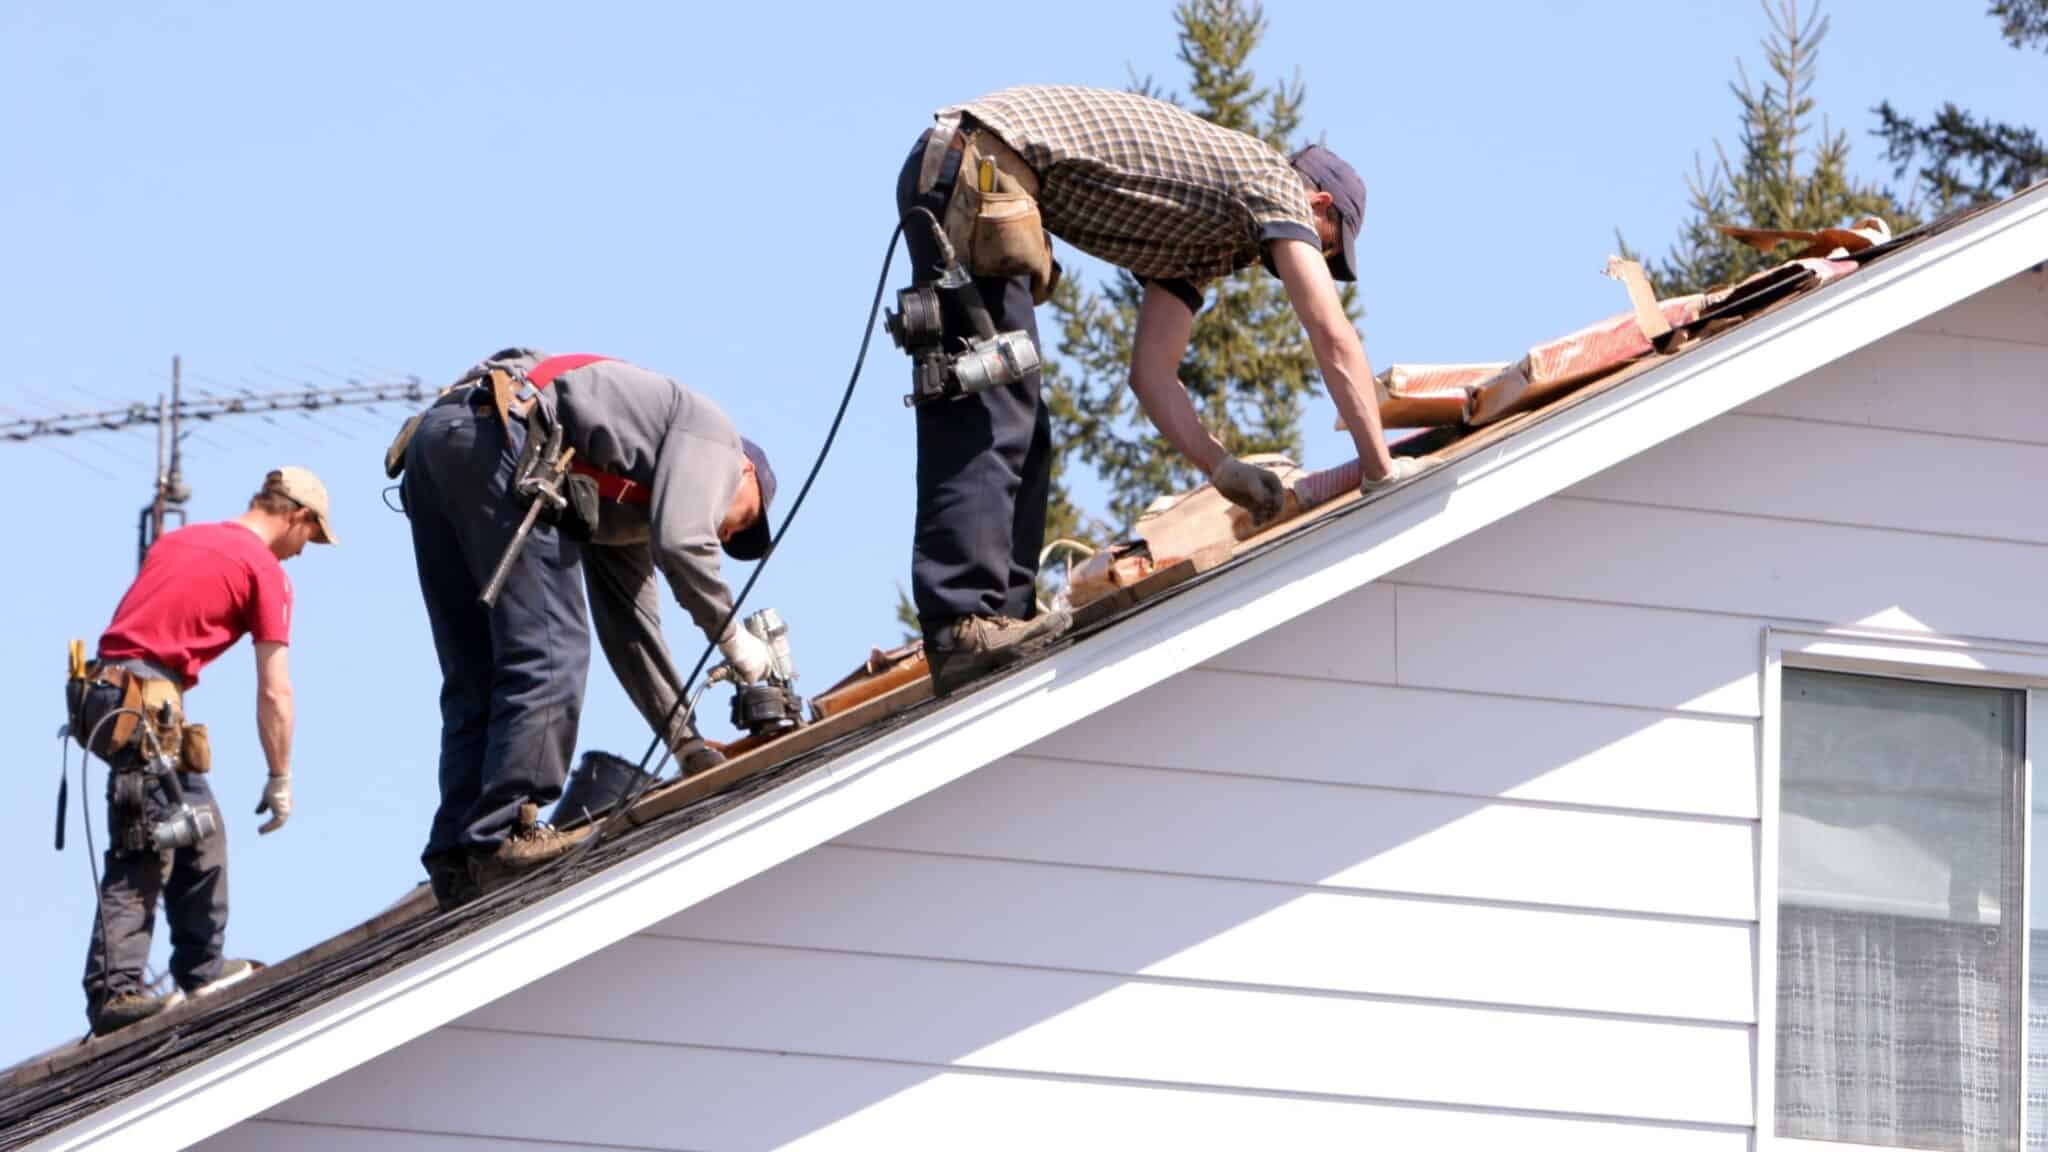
[1359,455,1433,496]
[1210,456,1286,526]
[255,774,292,835]
[718,627,774,685]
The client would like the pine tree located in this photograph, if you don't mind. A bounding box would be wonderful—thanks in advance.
[1044,0,1360,536]
[1627,1,1905,298]
[1873,1,2045,214]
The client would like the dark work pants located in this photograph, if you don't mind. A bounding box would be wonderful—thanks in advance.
[896,135,1053,634]
[76,682,228,1014]
[403,393,590,861]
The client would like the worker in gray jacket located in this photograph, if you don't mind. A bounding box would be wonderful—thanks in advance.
[401,348,777,908]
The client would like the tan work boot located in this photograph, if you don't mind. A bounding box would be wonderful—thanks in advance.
[471,804,578,892]
[90,991,171,1036]
[926,610,1074,698]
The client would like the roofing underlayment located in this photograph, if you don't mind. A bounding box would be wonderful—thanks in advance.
[3,185,2043,1152]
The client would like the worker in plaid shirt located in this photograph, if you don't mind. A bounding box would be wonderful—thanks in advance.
[897,84,1421,695]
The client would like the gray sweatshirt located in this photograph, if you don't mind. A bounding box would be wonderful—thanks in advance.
[476,351,746,642]
[462,349,745,755]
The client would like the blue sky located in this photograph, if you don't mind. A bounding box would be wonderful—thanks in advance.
[0,0,2038,1062]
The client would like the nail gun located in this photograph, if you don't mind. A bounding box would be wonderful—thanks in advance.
[708,608,805,739]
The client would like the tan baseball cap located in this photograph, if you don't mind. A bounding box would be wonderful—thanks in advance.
[272,466,338,545]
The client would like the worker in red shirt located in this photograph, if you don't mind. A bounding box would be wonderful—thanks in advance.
[66,467,336,1036]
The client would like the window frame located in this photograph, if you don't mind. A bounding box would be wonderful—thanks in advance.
[1760,625,2048,1151]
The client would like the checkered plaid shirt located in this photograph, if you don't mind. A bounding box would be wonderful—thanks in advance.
[947,85,1320,284]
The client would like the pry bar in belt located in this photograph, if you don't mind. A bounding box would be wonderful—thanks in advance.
[478,426,575,610]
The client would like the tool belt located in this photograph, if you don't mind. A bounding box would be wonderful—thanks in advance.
[65,658,207,774]
[920,112,1061,304]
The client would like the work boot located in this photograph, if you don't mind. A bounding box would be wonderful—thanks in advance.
[424,851,480,912]
[90,991,171,1037]
[471,804,578,892]
[676,737,725,778]
[925,610,1073,698]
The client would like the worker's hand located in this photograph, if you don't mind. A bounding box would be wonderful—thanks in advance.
[718,628,774,685]
[254,774,292,835]
[1210,456,1286,525]
[1360,455,1432,496]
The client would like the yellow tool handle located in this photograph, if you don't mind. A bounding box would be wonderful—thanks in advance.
[978,156,996,194]
[68,639,86,680]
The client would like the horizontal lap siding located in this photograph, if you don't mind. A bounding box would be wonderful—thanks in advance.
[841,755,1757,920]
[258,1030,1749,1152]
[450,937,1753,1126]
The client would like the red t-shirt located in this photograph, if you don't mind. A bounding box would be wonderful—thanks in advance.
[98,522,293,689]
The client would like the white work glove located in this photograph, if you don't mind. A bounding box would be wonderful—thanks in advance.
[1360,456,1432,496]
[1210,456,1286,525]
[718,627,774,685]
[255,774,292,835]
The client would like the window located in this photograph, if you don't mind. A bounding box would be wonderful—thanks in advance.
[1775,667,2027,1151]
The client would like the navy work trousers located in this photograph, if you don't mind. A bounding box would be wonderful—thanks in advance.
[896,134,1053,634]
[76,676,228,1016]
[403,393,589,861]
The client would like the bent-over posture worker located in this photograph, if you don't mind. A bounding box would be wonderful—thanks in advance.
[897,84,1421,694]
[69,467,334,1035]
[402,349,777,909]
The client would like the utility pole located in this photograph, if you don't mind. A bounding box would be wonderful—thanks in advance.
[137,356,194,568]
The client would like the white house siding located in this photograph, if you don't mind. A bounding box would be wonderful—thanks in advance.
[205,268,2048,1151]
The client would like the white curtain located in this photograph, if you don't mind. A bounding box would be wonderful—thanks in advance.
[1777,906,2014,1149]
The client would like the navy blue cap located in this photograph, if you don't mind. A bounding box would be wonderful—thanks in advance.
[723,438,777,561]
[1289,144,1366,282]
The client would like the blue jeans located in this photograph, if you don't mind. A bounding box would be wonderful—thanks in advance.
[402,392,589,859]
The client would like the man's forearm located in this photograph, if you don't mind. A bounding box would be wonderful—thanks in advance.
[1128,373,1227,474]
[1314,327,1396,477]
[1129,282,1227,475]
[257,690,293,777]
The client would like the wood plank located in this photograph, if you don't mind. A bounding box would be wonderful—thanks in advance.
[1740,328,2048,444]
[1568,410,2048,544]
[1398,498,2048,646]
[464,937,1755,1126]
[260,1028,1749,1152]
[657,845,1758,1022]
[1391,584,1765,717]
[1029,668,1759,818]
[842,755,1758,920]
[621,676,934,828]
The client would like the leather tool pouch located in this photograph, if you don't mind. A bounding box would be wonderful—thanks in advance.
[949,133,1062,305]
[181,724,212,774]
[66,666,146,755]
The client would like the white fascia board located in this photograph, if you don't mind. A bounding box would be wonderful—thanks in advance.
[36,187,2048,1152]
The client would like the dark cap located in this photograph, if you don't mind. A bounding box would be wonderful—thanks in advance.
[723,437,777,562]
[1289,144,1366,282]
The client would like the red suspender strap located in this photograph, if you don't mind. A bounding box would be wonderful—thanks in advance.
[526,354,612,390]
[525,354,651,507]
